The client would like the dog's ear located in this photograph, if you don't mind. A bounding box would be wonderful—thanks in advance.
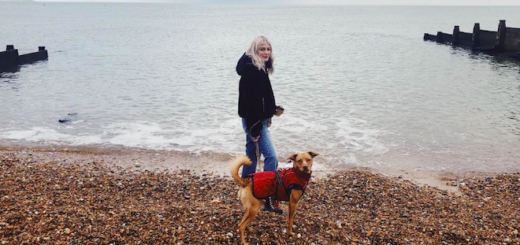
[287,153,298,161]
[308,151,319,158]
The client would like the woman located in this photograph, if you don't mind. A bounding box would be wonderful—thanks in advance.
[236,36,282,214]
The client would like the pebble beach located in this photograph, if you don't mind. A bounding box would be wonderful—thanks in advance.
[1,147,520,244]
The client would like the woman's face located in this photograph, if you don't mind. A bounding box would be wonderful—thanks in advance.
[257,42,271,62]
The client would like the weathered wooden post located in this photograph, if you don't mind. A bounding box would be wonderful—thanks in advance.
[472,23,480,48]
[453,26,460,46]
[436,31,444,43]
[18,46,48,64]
[0,45,19,71]
[496,20,507,51]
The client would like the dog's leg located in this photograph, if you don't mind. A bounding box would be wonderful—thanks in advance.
[238,187,262,245]
[287,190,303,237]
[239,206,260,245]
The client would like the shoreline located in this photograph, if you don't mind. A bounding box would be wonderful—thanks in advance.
[1,148,519,244]
[0,143,509,194]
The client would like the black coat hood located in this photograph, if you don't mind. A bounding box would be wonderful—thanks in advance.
[236,53,272,76]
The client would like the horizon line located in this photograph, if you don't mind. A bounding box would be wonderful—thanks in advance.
[11,1,518,6]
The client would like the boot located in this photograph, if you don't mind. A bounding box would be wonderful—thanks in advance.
[265,197,283,214]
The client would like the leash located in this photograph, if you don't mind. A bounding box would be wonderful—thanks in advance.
[255,141,262,172]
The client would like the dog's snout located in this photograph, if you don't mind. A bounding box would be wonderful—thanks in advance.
[303,166,309,172]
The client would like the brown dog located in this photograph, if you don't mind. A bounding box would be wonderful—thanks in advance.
[230,151,319,245]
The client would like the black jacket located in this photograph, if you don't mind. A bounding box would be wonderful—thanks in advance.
[236,53,276,137]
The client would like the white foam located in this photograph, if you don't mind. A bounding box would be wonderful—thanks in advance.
[0,127,103,145]
[0,116,387,169]
[335,117,388,155]
[281,160,326,171]
[0,128,44,140]
[104,122,182,148]
[95,120,242,152]
[273,115,328,133]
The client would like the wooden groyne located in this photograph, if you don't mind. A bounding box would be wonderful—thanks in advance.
[424,20,520,60]
[0,45,49,72]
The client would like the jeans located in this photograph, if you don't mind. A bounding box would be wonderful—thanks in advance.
[241,118,278,178]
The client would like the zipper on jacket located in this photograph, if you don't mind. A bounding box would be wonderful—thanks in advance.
[262,97,265,112]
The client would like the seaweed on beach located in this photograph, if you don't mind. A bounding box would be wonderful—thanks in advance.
[1,152,519,244]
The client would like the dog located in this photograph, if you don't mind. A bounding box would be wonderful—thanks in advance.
[230,151,319,245]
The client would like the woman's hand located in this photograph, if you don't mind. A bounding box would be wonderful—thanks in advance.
[252,136,260,142]
[275,105,284,117]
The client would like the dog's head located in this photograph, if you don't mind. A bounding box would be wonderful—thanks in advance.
[287,151,319,173]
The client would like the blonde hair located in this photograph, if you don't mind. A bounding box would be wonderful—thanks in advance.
[246,36,274,74]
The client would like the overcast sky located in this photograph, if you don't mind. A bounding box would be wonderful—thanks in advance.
[23,0,520,5]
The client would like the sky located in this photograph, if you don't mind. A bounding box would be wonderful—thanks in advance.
[15,0,520,5]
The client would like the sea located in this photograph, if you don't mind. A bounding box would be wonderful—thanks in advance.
[1,2,520,174]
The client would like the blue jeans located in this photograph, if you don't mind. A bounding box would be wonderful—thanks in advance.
[241,118,278,178]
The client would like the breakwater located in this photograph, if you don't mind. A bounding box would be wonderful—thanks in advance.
[424,20,520,59]
[0,45,48,72]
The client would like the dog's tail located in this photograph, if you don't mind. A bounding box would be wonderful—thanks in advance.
[230,156,253,187]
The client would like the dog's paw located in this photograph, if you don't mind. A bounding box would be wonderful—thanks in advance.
[246,226,253,233]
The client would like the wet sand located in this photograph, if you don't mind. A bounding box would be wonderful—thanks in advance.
[1,146,519,244]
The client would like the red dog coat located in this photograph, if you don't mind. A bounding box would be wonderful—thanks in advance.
[250,168,311,201]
